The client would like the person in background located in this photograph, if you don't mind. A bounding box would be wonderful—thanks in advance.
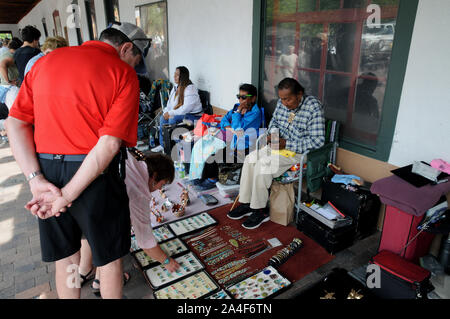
[0,38,10,55]
[227,78,325,230]
[0,37,22,145]
[0,85,19,146]
[24,36,68,77]
[277,45,298,79]
[0,37,23,86]
[151,66,203,153]
[14,25,41,86]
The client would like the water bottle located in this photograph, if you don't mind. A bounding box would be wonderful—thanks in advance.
[174,161,179,176]
[179,163,185,179]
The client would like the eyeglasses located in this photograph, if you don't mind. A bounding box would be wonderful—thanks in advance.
[236,94,253,100]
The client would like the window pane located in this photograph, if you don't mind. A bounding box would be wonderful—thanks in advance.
[323,74,351,123]
[298,0,316,12]
[279,0,298,13]
[326,23,356,73]
[360,19,396,74]
[299,24,323,69]
[298,70,320,97]
[343,0,366,9]
[320,0,340,11]
[351,75,385,145]
[139,2,169,80]
[113,0,120,22]
[371,0,400,7]
[274,23,297,83]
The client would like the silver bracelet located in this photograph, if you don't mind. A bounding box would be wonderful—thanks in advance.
[27,170,42,181]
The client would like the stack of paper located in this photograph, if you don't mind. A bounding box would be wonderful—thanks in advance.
[310,203,343,220]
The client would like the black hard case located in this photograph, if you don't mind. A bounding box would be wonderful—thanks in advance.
[297,211,357,254]
[296,268,377,300]
[321,180,381,239]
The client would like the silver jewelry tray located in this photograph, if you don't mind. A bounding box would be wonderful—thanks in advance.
[226,266,291,299]
[153,270,220,299]
[168,212,217,237]
[152,224,176,243]
[144,251,205,290]
[132,237,189,270]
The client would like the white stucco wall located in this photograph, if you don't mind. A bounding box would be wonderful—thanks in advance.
[166,0,254,109]
[123,0,255,109]
[17,0,81,46]
[388,0,450,166]
[0,24,20,38]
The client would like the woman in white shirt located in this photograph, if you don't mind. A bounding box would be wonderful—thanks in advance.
[152,66,202,153]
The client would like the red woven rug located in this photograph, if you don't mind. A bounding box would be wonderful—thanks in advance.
[184,204,335,288]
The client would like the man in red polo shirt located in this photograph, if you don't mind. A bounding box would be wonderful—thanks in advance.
[5,23,151,299]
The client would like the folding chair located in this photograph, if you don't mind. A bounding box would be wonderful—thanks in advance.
[254,119,340,223]
[144,79,173,143]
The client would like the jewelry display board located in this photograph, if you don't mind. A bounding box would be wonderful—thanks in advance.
[152,224,176,243]
[168,212,217,236]
[130,235,140,253]
[226,266,291,299]
[154,271,219,299]
[205,289,232,299]
[184,225,273,287]
[145,252,204,289]
[132,238,189,269]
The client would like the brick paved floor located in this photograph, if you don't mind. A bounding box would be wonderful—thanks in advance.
[0,143,55,298]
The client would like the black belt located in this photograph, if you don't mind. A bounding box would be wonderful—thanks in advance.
[38,153,87,162]
[39,149,127,180]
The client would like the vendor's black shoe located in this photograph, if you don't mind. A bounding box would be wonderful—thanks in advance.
[242,209,270,230]
[227,203,252,220]
[184,178,203,186]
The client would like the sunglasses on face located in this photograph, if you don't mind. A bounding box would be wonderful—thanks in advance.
[236,94,253,100]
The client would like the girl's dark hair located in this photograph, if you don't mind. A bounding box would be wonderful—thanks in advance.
[8,37,23,50]
[142,151,175,184]
[239,83,258,97]
[174,66,193,110]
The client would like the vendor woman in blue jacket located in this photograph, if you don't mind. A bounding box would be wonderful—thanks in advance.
[190,83,263,191]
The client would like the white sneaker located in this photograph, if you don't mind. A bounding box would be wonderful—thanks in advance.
[151,145,164,153]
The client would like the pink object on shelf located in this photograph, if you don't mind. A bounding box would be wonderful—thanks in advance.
[431,159,450,175]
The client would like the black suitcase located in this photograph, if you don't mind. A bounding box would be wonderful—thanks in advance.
[321,180,381,239]
[297,211,357,254]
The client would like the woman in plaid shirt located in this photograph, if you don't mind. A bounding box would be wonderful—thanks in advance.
[228,78,325,230]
